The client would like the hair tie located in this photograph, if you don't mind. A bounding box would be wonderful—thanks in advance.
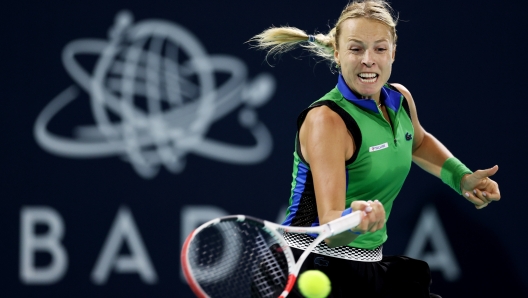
[308,35,315,43]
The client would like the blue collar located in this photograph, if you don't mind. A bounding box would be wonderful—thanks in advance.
[336,74,402,113]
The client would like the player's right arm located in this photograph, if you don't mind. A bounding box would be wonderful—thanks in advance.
[299,106,384,247]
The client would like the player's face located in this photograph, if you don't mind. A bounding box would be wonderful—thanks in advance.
[334,18,396,101]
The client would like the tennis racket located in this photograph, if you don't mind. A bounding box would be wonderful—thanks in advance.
[181,211,362,298]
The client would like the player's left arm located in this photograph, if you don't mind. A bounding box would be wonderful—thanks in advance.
[390,83,501,209]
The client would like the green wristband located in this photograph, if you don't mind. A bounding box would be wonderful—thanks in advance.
[440,157,473,195]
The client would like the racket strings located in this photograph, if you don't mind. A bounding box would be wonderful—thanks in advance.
[250,235,287,296]
[187,220,290,298]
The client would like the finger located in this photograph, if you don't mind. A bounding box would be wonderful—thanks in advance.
[364,211,376,231]
[368,202,384,232]
[473,165,499,179]
[371,200,383,212]
[369,225,378,233]
[368,209,379,230]
[373,200,385,230]
[379,221,385,230]
[371,202,384,223]
[475,202,488,210]
[465,191,488,209]
[363,201,374,215]
[366,201,373,213]
[351,201,371,212]
[464,191,486,206]
[473,189,492,204]
[353,211,369,233]
[485,182,501,201]
[473,178,501,202]
[374,200,384,210]
[485,191,501,201]
[376,216,385,231]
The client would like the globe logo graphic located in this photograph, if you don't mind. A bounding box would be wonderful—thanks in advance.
[35,11,276,179]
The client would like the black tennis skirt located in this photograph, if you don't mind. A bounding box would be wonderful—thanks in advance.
[289,247,435,298]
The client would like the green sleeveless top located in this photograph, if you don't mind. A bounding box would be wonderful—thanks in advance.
[282,74,414,249]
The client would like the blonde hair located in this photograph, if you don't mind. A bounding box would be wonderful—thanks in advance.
[249,0,398,69]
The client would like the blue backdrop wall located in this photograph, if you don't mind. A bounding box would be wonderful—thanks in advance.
[1,0,527,297]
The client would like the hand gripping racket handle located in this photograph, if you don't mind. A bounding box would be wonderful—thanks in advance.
[326,211,362,236]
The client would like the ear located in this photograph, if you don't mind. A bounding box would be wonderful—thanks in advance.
[392,45,396,62]
[334,48,340,66]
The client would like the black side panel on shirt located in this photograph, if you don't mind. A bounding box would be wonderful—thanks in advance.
[290,170,318,227]
[295,100,362,166]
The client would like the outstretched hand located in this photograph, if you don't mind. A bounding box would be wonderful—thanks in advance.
[461,165,501,209]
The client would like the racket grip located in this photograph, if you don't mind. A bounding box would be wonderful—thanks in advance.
[328,211,362,235]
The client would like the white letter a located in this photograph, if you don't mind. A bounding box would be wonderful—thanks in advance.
[404,205,461,281]
[91,206,158,284]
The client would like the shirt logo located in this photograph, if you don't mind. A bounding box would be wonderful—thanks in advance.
[314,257,329,267]
[369,142,388,152]
[406,132,413,141]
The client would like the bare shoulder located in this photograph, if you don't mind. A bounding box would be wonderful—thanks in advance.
[389,83,414,101]
[300,105,349,148]
[304,105,345,128]
[390,83,425,144]
[300,104,353,164]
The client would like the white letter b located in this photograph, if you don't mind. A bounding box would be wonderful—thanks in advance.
[20,206,68,284]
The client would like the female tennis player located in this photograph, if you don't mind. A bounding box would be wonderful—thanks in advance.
[250,0,501,297]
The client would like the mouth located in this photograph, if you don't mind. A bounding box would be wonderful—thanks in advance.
[357,73,379,84]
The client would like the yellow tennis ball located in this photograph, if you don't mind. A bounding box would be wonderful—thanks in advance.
[297,270,331,298]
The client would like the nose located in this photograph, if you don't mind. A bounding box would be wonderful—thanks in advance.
[362,50,374,68]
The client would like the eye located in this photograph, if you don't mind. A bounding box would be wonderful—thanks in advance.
[350,47,362,53]
[377,48,387,52]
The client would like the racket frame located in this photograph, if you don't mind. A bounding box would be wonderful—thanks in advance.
[181,211,362,298]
